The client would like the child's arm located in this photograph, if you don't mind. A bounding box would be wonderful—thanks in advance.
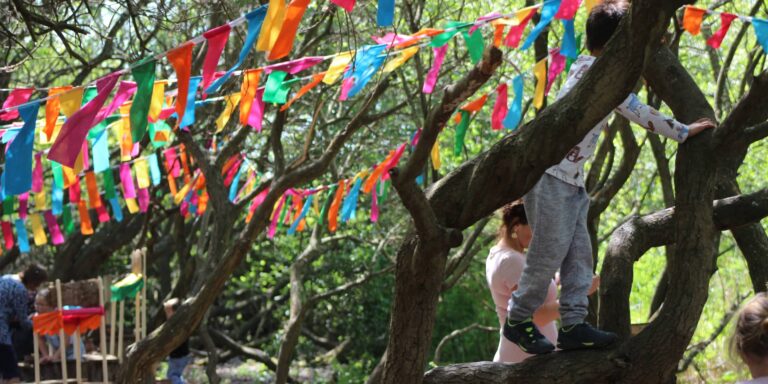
[615,94,715,142]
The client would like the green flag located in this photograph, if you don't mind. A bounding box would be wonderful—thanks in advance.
[462,28,485,64]
[111,273,144,302]
[130,59,156,142]
[454,110,470,157]
[431,21,472,48]
[263,71,291,104]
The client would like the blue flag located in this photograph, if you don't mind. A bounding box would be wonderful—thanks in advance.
[344,45,388,98]
[521,0,561,50]
[4,102,40,196]
[15,219,29,253]
[561,19,578,59]
[109,198,124,222]
[52,183,63,216]
[377,0,395,27]
[229,162,245,202]
[180,76,202,128]
[754,18,768,54]
[91,128,110,173]
[206,6,268,94]
[287,194,314,235]
[503,75,524,130]
[340,177,363,222]
[148,153,162,186]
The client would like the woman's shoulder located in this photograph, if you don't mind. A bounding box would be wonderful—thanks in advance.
[488,245,525,265]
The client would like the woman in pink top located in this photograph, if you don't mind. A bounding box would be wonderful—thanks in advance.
[486,201,559,363]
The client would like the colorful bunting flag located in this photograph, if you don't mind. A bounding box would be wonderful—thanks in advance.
[263,71,291,104]
[555,0,582,20]
[216,93,242,132]
[754,19,768,54]
[180,76,202,128]
[682,6,706,36]
[0,88,34,121]
[4,102,40,196]
[206,6,268,94]
[268,0,312,60]
[130,59,156,142]
[522,1,561,50]
[44,86,73,141]
[330,0,355,12]
[167,43,195,124]
[48,73,120,167]
[239,69,263,126]
[492,84,508,130]
[323,51,355,84]
[505,6,537,48]
[546,48,566,95]
[534,57,547,109]
[281,72,324,111]
[344,45,387,98]
[707,13,738,49]
[423,45,448,94]
[201,24,232,93]
[257,0,287,52]
[378,0,395,26]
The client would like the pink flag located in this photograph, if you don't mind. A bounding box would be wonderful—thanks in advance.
[247,88,266,132]
[69,176,81,203]
[384,143,407,173]
[707,13,738,49]
[470,12,502,34]
[330,0,355,12]
[555,0,582,20]
[202,24,232,94]
[339,78,354,101]
[423,45,448,94]
[505,9,536,48]
[48,73,120,167]
[247,188,270,219]
[119,162,137,199]
[372,33,414,46]
[0,88,35,121]
[32,153,43,193]
[95,81,137,122]
[19,193,28,220]
[267,195,286,239]
[137,188,150,212]
[43,211,65,245]
[491,83,508,130]
[263,56,325,74]
[95,204,110,223]
[546,49,566,95]
[80,140,90,170]
[164,148,181,177]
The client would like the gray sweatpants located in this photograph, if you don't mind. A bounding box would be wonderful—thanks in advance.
[507,173,593,327]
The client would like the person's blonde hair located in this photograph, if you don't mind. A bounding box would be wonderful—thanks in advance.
[732,292,768,360]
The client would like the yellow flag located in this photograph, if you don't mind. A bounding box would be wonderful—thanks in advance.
[34,192,48,211]
[148,81,166,122]
[534,57,547,110]
[125,198,140,214]
[29,214,48,246]
[134,158,150,189]
[585,0,602,14]
[174,182,192,205]
[119,105,133,162]
[431,141,441,170]
[62,166,77,188]
[256,0,286,52]
[383,47,420,73]
[216,93,242,132]
[59,87,84,117]
[323,51,355,85]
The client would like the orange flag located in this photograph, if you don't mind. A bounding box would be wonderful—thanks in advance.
[493,24,505,48]
[45,86,73,141]
[683,6,706,36]
[268,0,312,60]
[167,43,195,123]
[85,171,102,208]
[362,149,398,193]
[78,201,94,235]
[280,72,325,111]
[461,94,489,112]
[239,69,263,125]
[328,180,346,232]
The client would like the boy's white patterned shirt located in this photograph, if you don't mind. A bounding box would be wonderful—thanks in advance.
[545,55,689,188]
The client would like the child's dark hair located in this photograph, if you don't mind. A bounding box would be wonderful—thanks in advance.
[731,293,768,360]
[586,0,630,52]
[22,263,48,289]
[498,201,527,241]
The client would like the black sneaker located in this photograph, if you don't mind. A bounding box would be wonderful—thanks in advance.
[557,322,618,350]
[502,318,555,355]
